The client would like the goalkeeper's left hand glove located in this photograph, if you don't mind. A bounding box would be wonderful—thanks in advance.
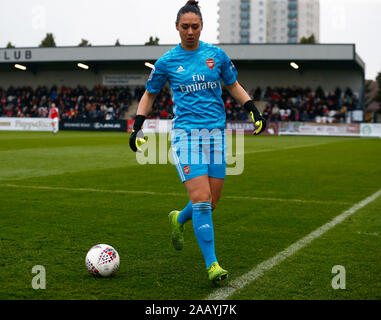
[244,100,267,135]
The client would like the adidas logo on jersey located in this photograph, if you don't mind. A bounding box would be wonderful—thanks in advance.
[177,66,185,73]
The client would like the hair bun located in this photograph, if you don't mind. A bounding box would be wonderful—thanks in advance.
[176,0,202,24]
[187,0,199,7]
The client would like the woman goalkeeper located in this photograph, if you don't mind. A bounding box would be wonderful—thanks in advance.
[129,0,266,283]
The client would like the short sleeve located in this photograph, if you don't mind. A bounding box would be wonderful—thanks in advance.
[145,57,168,93]
[219,49,238,86]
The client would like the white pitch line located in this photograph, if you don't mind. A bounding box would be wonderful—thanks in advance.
[0,183,350,205]
[205,188,381,300]
[0,183,184,197]
[232,140,342,156]
[224,195,351,205]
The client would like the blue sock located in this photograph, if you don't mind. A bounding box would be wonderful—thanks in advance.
[177,200,193,225]
[192,202,217,268]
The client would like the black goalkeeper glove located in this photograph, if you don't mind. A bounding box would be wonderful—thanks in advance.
[129,115,148,152]
[244,100,267,135]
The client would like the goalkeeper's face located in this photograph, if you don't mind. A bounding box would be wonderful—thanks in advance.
[176,12,203,50]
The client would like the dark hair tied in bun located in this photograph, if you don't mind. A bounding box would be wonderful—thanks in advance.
[176,0,202,24]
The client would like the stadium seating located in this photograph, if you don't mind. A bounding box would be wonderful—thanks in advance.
[148,85,359,123]
[0,85,359,123]
[0,85,133,120]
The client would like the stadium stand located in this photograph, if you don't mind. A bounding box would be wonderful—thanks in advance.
[0,84,359,123]
[0,43,365,123]
[0,85,133,120]
[148,85,359,123]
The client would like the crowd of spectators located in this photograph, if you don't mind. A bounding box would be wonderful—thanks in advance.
[249,86,360,123]
[0,84,360,124]
[146,85,360,123]
[147,86,174,120]
[0,85,135,120]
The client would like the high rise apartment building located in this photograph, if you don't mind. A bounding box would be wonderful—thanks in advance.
[217,0,319,44]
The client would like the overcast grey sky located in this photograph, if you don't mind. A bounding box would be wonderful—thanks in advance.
[0,0,380,80]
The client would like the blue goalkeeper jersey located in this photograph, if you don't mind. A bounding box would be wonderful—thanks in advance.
[146,41,237,131]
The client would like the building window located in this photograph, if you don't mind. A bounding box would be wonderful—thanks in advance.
[240,21,250,28]
[288,2,297,10]
[240,12,250,19]
[240,3,250,10]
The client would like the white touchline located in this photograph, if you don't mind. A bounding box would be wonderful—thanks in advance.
[224,195,351,205]
[205,188,381,300]
[0,184,351,205]
[230,138,359,156]
[231,143,324,156]
[242,142,331,155]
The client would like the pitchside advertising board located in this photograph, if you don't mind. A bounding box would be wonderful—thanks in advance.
[278,122,361,137]
[0,118,128,132]
[1,117,381,137]
[60,120,127,132]
[360,123,381,138]
[0,117,52,131]
[278,122,381,137]
[127,119,279,136]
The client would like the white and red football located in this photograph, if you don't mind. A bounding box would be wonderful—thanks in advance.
[85,244,120,277]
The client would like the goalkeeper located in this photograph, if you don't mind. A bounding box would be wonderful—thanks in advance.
[129,0,266,283]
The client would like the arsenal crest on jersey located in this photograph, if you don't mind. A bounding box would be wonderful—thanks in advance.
[206,59,215,70]
[183,165,190,175]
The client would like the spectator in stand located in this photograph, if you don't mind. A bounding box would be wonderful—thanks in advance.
[271,103,280,121]
[300,109,309,122]
[237,108,247,120]
[160,108,169,119]
[262,103,271,121]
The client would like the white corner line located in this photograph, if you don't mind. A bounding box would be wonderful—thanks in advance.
[205,188,381,300]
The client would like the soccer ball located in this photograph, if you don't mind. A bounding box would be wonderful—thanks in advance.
[85,244,120,277]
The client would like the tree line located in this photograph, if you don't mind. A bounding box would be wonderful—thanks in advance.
[7,32,316,48]
[5,33,160,48]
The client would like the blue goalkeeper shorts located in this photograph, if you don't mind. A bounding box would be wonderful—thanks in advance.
[171,128,227,183]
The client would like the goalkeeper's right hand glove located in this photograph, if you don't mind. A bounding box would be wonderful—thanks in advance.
[244,100,267,135]
[129,130,148,152]
[129,115,148,152]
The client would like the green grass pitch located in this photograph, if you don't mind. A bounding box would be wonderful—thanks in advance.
[0,131,380,300]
